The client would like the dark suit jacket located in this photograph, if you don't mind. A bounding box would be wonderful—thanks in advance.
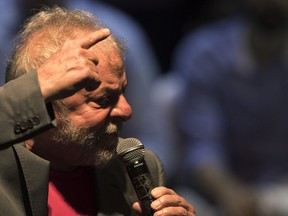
[1,144,165,216]
[0,71,166,216]
[0,71,55,146]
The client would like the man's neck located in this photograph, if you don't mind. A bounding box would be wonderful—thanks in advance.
[24,139,77,171]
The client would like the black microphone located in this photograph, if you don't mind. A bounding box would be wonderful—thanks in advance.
[117,138,155,216]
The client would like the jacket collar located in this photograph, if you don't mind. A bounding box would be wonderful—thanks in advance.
[14,144,50,216]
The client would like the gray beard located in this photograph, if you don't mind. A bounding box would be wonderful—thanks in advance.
[50,115,118,169]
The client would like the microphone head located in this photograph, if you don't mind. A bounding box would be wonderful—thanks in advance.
[116,138,145,165]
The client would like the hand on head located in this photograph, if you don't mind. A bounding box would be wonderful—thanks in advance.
[37,28,111,102]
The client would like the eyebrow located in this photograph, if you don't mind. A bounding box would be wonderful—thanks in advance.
[99,85,124,96]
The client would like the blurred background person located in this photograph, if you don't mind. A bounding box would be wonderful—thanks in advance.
[171,0,288,215]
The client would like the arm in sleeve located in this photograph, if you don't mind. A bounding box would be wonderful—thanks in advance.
[0,71,55,147]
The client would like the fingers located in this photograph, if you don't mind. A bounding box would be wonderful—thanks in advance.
[132,202,142,215]
[150,187,196,216]
[37,28,111,102]
[77,28,111,49]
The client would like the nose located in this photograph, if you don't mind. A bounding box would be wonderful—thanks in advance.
[110,94,132,121]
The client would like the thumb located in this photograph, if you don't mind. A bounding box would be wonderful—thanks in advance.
[132,202,142,216]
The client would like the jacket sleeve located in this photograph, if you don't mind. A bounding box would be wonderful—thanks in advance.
[0,71,55,147]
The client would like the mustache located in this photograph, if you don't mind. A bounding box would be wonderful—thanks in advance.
[105,122,119,134]
[99,119,123,136]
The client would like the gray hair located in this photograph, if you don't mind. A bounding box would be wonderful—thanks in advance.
[6,6,125,82]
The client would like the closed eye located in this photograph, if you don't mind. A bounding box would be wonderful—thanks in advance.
[89,84,127,108]
[93,93,120,108]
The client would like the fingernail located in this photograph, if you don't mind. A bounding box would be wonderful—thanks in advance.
[151,188,160,196]
[102,28,111,34]
[151,200,160,209]
[154,210,162,216]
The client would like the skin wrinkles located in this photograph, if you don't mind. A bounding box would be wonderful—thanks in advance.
[26,29,132,171]
[59,54,127,130]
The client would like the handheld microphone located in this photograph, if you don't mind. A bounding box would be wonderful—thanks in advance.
[117,138,155,216]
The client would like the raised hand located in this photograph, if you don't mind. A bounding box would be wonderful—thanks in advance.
[37,28,111,102]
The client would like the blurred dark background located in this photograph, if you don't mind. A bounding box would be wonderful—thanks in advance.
[103,0,240,72]
[14,0,241,74]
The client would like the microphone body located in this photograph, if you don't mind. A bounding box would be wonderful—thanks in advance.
[117,138,155,216]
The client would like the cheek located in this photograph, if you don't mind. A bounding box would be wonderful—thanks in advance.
[68,107,111,129]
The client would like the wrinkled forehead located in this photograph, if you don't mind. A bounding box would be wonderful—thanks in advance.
[84,32,126,84]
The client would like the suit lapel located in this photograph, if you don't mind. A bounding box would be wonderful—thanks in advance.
[95,158,138,216]
[14,144,50,216]
[11,146,154,216]
[94,150,164,216]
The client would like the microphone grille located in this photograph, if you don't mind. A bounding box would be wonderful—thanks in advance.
[116,138,145,163]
